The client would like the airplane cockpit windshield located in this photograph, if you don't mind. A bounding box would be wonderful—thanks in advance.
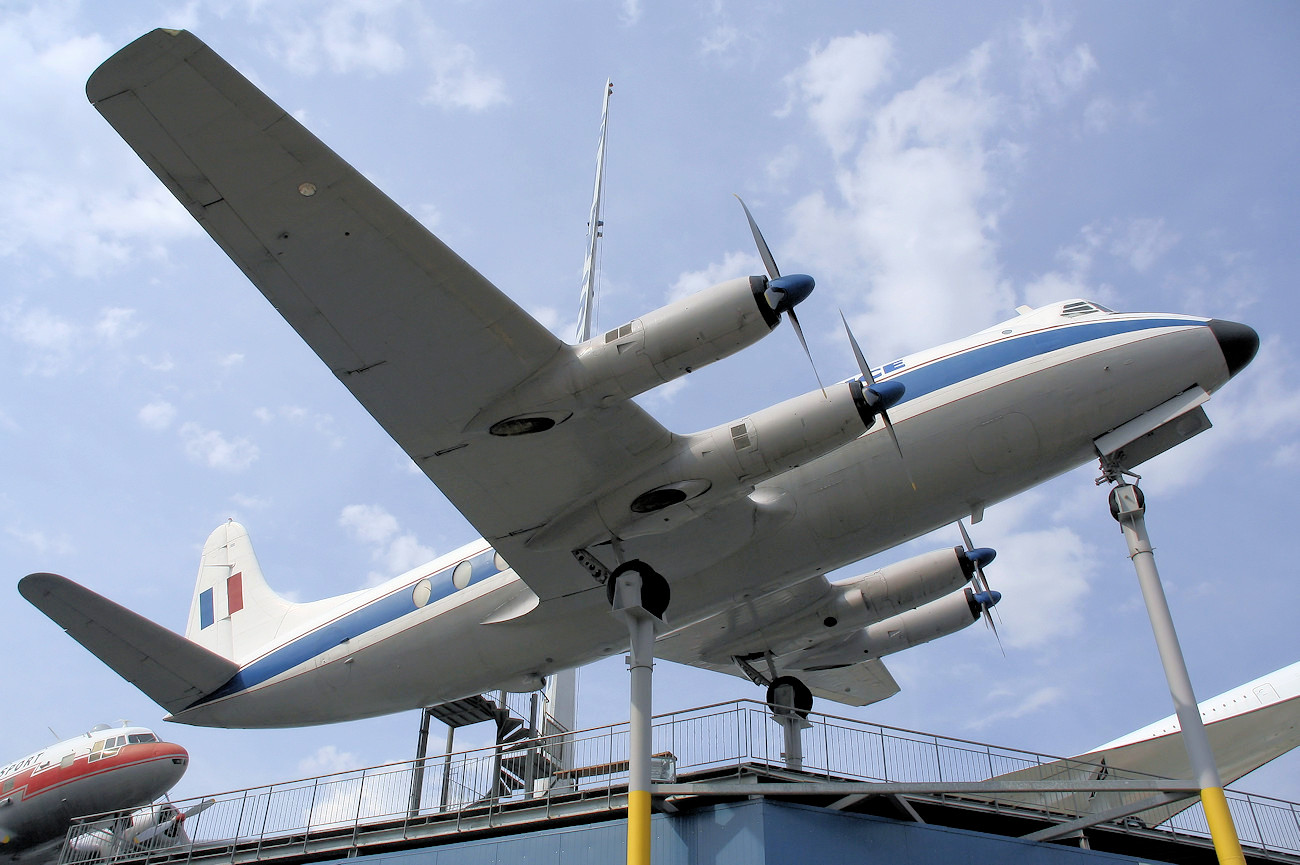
[1061,300,1115,316]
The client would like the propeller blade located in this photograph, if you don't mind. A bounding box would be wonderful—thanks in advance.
[971,588,1005,655]
[960,520,1005,654]
[786,307,826,397]
[735,195,780,281]
[987,610,1005,656]
[957,520,991,593]
[840,311,915,488]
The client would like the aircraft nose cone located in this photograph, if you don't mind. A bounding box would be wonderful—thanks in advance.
[1208,319,1259,378]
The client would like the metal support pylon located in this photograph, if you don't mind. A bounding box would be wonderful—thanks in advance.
[1101,462,1245,865]
[610,565,662,865]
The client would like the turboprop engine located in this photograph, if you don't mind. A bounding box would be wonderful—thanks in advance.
[788,586,1002,671]
[526,371,907,548]
[477,276,788,432]
[704,546,995,662]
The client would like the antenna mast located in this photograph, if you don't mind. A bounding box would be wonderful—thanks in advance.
[576,79,613,343]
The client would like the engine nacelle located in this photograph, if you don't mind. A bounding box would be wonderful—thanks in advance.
[708,546,984,660]
[528,373,907,548]
[476,276,778,432]
[579,276,779,398]
[789,587,991,670]
[835,546,989,624]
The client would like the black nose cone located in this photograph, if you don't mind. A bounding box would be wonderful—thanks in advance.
[1208,319,1259,378]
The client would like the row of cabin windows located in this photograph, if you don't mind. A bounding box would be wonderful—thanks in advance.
[411,550,510,608]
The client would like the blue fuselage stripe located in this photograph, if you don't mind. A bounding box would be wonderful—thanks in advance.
[193,316,1203,708]
[878,317,1194,404]
[191,549,500,706]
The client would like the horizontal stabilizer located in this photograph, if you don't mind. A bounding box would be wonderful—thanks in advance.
[20,573,239,714]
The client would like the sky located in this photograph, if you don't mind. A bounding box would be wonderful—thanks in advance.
[2,0,1299,811]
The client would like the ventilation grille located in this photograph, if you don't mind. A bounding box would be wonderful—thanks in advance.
[604,322,634,343]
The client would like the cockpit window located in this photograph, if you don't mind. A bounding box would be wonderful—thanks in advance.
[1061,300,1114,317]
[128,733,158,744]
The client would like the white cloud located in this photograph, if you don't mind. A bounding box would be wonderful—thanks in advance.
[1023,217,1179,309]
[252,405,344,448]
[420,40,507,111]
[339,503,435,585]
[298,744,363,776]
[94,307,142,343]
[669,250,761,301]
[1,302,149,376]
[969,684,1068,731]
[1111,217,1179,273]
[1014,7,1097,111]
[620,0,643,26]
[700,25,739,57]
[138,400,177,430]
[339,503,400,546]
[787,39,1015,359]
[264,0,407,76]
[784,32,894,157]
[6,525,73,556]
[973,493,1099,649]
[179,422,260,471]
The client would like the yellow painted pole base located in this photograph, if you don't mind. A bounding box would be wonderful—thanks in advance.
[627,789,652,865]
[1201,786,1246,865]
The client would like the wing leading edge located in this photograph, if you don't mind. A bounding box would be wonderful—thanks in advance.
[87,29,672,599]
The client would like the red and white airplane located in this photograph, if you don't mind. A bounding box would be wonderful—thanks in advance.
[0,725,187,864]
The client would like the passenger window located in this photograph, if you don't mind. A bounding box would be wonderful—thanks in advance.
[494,551,509,571]
[452,561,473,589]
[412,578,432,607]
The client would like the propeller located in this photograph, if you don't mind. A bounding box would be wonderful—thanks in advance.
[840,310,915,490]
[735,196,823,395]
[958,519,1004,655]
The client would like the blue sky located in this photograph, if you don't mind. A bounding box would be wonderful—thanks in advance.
[2,0,1298,807]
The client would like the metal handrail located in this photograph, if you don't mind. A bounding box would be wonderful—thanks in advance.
[56,700,1300,864]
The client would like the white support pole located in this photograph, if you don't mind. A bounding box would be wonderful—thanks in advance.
[610,567,661,865]
[777,715,805,772]
[1108,482,1245,865]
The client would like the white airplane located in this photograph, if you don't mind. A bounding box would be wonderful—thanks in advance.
[20,29,1260,729]
[0,724,188,864]
[990,659,1300,826]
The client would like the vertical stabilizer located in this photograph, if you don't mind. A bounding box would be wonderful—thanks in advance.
[186,521,296,663]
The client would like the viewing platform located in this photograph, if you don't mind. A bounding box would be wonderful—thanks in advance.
[60,700,1300,865]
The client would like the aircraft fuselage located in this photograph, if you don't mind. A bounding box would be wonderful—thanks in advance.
[166,304,1248,727]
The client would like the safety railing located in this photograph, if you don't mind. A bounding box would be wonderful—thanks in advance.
[58,700,1300,864]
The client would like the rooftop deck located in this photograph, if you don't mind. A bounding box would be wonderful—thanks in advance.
[60,700,1300,865]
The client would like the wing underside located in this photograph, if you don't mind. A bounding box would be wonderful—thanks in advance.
[656,575,901,708]
[87,29,671,599]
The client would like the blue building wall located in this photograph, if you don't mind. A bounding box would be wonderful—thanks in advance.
[341,800,1173,864]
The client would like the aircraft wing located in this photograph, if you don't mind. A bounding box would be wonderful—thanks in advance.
[18,573,239,714]
[656,575,901,707]
[661,647,900,708]
[87,29,672,600]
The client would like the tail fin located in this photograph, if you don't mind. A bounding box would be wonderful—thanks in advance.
[185,521,298,663]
